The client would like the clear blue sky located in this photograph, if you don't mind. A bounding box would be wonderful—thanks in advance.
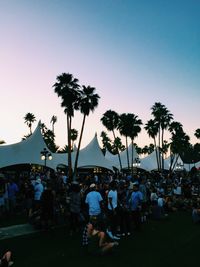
[0,0,199,149]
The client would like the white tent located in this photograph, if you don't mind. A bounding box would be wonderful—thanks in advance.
[0,124,114,171]
[73,134,114,171]
[0,123,52,169]
[105,144,139,170]
[164,155,184,171]
[140,149,160,171]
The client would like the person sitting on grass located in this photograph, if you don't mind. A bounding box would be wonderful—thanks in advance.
[0,250,13,267]
[87,216,119,255]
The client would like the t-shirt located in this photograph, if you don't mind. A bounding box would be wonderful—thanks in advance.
[108,190,118,210]
[85,191,103,216]
[158,197,164,207]
[7,182,19,199]
[130,191,143,211]
[34,183,44,201]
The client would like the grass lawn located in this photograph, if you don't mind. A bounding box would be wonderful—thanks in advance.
[1,211,200,267]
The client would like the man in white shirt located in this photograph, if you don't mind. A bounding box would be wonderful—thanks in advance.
[34,178,44,210]
[85,183,103,217]
[106,181,120,240]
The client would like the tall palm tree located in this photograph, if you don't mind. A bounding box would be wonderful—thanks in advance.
[118,113,133,170]
[24,112,36,134]
[53,73,81,180]
[73,85,100,179]
[151,102,173,170]
[128,114,142,177]
[50,115,57,134]
[101,110,122,170]
[169,121,190,171]
[144,119,160,170]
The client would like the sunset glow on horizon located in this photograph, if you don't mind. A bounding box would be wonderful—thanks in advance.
[0,0,199,150]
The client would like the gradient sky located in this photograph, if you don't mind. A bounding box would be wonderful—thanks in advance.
[0,0,199,150]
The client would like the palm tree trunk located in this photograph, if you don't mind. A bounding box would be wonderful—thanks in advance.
[158,127,161,171]
[171,154,179,172]
[125,136,130,171]
[131,139,134,179]
[169,145,173,174]
[73,115,86,180]
[67,115,72,181]
[161,128,164,171]
[112,130,122,171]
[154,137,160,171]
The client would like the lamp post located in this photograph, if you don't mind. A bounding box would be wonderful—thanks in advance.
[40,148,52,168]
[133,157,141,168]
[133,157,141,175]
[175,163,184,171]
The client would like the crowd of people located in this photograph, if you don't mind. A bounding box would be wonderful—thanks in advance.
[0,167,200,257]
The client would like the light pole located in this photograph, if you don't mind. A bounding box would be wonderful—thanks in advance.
[133,157,141,175]
[175,163,184,171]
[40,148,52,168]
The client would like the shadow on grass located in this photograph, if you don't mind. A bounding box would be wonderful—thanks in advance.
[1,211,200,267]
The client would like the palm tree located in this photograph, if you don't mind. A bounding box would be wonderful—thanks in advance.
[111,137,125,155]
[41,123,59,153]
[194,129,200,140]
[0,140,5,145]
[57,145,69,153]
[50,115,57,134]
[144,119,160,170]
[142,145,149,156]
[101,110,122,170]
[73,85,100,179]
[128,114,142,177]
[169,121,190,171]
[24,113,36,134]
[148,143,155,154]
[151,102,173,170]
[161,140,169,159]
[100,131,112,154]
[53,73,81,180]
[134,143,143,156]
[118,113,133,170]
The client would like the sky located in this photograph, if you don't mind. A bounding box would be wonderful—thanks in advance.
[0,0,200,150]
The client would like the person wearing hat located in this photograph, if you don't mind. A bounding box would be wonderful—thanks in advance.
[85,183,103,219]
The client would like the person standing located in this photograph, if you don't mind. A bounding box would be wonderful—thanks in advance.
[40,182,55,230]
[106,181,120,240]
[7,178,19,214]
[69,182,81,235]
[130,183,143,231]
[85,183,103,219]
[34,178,44,211]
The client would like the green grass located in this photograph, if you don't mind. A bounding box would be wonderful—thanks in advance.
[1,211,200,267]
[0,214,27,227]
